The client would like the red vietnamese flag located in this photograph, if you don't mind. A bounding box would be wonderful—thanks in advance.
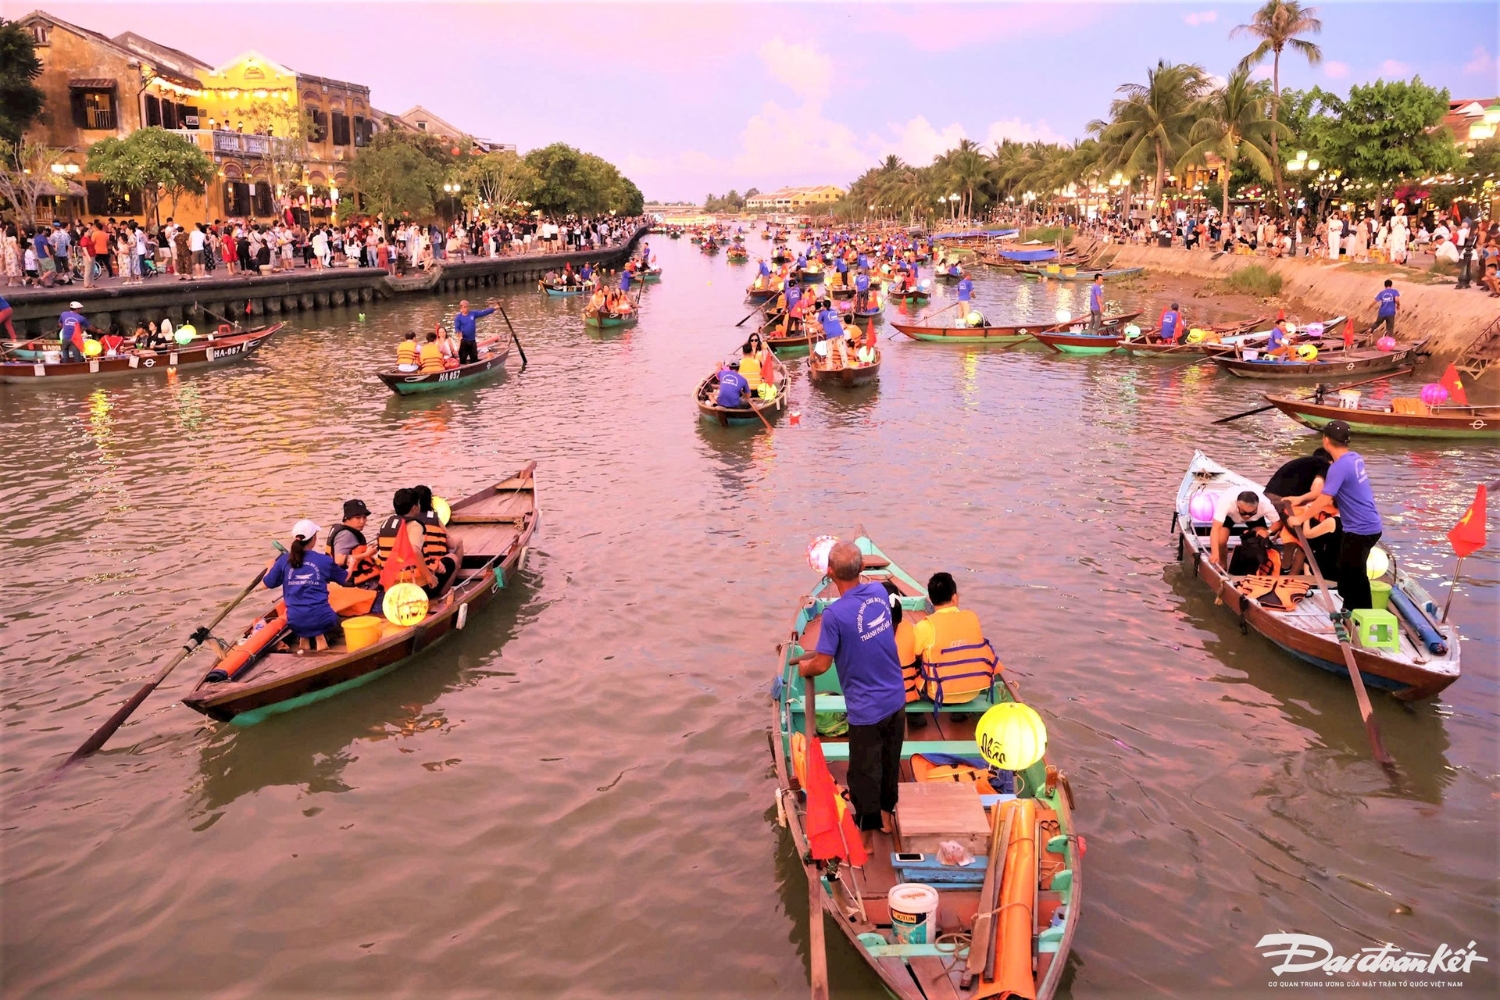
[866,319,875,348]
[1440,363,1469,406]
[1448,485,1488,558]
[803,736,868,865]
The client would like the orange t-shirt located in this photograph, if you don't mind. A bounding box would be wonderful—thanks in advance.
[91,229,109,255]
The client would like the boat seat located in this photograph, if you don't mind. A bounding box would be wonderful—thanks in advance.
[820,740,979,762]
[814,693,997,714]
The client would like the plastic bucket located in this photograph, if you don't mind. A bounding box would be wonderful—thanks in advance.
[888,883,940,944]
[1242,349,1260,361]
[341,615,384,651]
[1369,581,1392,611]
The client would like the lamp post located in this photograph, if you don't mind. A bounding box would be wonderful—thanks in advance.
[443,182,461,222]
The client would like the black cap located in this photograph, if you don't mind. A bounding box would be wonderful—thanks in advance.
[343,499,370,518]
[1323,419,1351,445]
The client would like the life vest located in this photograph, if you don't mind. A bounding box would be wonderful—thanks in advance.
[327,523,379,586]
[739,355,763,388]
[376,515,424,589]
[397,340,419,367]
[911,753,997,794]
[918,607,999,705]
[895,619,920,703]
[419,510,450,571]
[1235,576,1314,611]
[419,342,444,374]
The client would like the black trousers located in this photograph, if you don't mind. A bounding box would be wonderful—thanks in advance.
[847,707,905,831]
[1336,530,1382,611]
[458,339,478,365]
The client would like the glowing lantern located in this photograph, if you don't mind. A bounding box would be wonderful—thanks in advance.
[1055,308,1072,323]
[1420,383,1449,406]
[1296,344,1319,362]
[83,339,103,357]
[432,496,452,525]
[1186,328,1208,344]
[1189,492,1216,523]
[975,702,1048,771]
[1376,336,1397,352]
[1123,324,1141,340]
[382,582,430,627]
[966,311,984,327]
[807,535,838,574]
[789,410,801,426]
[175,323,196,345]
[1366,546,1390,579]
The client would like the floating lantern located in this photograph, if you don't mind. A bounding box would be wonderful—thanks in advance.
[1366,546,1390,579]
[1189,492,1215,523]
[175,325,195,345]
[432,496,452,525]
[1285,322,1297,336]
[382,582,429,626]
[83,339,102,357]
[1296,344,1319,361]
[807,536,838,574]
[789,410,801,426]
[975,702,1048,771]
[1420,383,1448,406]
[1376,336,1397,352]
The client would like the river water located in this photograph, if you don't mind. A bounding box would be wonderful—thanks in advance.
[2,238,1496,999]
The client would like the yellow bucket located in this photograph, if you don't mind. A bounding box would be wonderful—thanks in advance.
[342,615,384,651]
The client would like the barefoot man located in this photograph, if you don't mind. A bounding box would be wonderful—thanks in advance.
[796,540,906,849]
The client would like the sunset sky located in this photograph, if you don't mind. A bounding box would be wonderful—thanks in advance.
[18,1,1499,201]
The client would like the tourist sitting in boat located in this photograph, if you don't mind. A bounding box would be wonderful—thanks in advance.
[1263,319,1294,360]
[413,485,464,598]
[263,518,348,652]
[909,570,999,708]
[396,332,420,371]
[580,263,593,285]
[817,303,849,368]
[418,331,446,374]
[1228,524,1280,576]
[1276,499,1340,577]
[739,333,769,390]
[135,319,169,351]
[1264,447,1331,506]
[716,356,752,409]
[1210,489,1279,571]
[98,326,127,356]
[327,499,380,587]
[372,489,439,601]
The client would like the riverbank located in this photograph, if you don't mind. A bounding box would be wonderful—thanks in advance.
[2,225,649,339]
[1103,244,1497,365]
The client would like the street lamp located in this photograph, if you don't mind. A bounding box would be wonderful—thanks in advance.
[443,182,461,220]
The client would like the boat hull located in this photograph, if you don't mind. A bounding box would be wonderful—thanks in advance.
[1215,344,1420,380]
[1265,394,1500,439]
[807,357,880,387]
[378,346,510,395]
[0,325,282,383]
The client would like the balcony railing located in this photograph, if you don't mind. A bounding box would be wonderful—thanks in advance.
[82,108,115,130]
[168,129,294,160]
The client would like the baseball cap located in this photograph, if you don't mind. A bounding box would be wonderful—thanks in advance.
[291,518,321,540]
[343,499,371,518]
[69,301,83,309]
[1322,419,1351,445]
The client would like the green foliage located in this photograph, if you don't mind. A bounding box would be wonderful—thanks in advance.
[1308,77,1460,189]
[0,20,43,144]
[524,142,642,215]
[1098,61,1211,211]
[1222,264,1283,297]
[1021,227,1074,245]
[1178,67,1290,220]
[350,130,448,218]
[456,149,538,210]
[704,189,746,213]
[86,127,214,223]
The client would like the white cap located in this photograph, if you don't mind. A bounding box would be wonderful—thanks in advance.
[291,518,321,540]
[69,301,83,309]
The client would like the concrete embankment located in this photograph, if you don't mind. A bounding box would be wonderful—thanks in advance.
[3,225,649,338]
[1105,244,1497,362]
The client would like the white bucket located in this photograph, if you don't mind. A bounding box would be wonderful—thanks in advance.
[1242,349,1260,361]
[1338,389,1361,409]
[888,883,940,944]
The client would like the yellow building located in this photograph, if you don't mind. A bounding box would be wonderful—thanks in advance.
[745,185,844,212]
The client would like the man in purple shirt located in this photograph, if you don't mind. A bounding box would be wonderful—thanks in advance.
[1290,419,1384,613]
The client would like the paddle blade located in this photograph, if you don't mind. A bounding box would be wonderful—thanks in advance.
[1448,484,1487,558]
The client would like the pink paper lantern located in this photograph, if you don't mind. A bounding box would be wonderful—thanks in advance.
[1304,322,1324,338]
[1376,336,1397,352]
[1420,383,1449,406]
[1189,493,1215,522]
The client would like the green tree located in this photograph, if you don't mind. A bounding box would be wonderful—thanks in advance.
[0,19,44,144]
[1313,78,1460,190]
[350,129,450,219]
[456,149,538,212]
[524,143,643,215]
[1097,61,1209,216]
[1233,0,1324,215]
[1178,68,1291,221]
[0,140,67,226]
[86,127,214,226]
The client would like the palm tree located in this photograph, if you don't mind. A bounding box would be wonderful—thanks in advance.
[1233,0,1323,215]
[1099,61,1208,218]
[1177,68,1292,223]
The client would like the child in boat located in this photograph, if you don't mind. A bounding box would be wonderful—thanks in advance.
[263,519,348,652]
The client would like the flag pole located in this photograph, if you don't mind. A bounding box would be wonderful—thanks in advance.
[1440,556,1464,623]
[805,680,829,1000]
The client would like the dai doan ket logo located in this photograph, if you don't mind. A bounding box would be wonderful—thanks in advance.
[1257,933,1489,977]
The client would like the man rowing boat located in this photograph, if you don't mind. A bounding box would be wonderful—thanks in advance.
[452,299,497,365]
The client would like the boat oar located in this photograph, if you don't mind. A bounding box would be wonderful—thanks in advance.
[736,303,768,328]
[59,562,271,769]
[1212,367,1413,424]
[962,799,1017,989]
[498,306,529,372]
[1289,524,1395,769]
[804,681,830,1000]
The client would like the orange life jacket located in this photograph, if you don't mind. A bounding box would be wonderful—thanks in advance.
[377,515,424,589]
[918,608,999,705]
[397,340,419,366]
[418,342,444,374]
[895,618,920,703]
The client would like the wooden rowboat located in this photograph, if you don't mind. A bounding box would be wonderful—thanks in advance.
[1264,393,1500,439]
[377,338,512,395]
[892,311,1141,346]
[182,464,539,723]
[584,305,639,329]
[770,532,1083,1000]
[1031,330,1125,355]
[541,281,588,297]
[1213,340,1424,380]
[807,344,881,387]
[694,354,790,426]
[0,325,282,383]
[1175,451,1460,700]
[761,315,823,355]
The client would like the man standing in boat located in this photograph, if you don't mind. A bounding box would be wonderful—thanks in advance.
[1288,420,1383,614]
[797,541,907,849]
[1088,274,1105,332]
[451,299,496,366]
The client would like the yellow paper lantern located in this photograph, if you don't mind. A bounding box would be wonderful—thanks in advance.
[83,339,103,357]
[433,496,452,526]
[1186,328,1207,344]
[1296,344,1319,362]
[1366,546,1390,579]
[975,702,1048,771]
[382,582,429,627]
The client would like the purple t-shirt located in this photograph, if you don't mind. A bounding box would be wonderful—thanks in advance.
[815,581,906,726]
[1324,452,1382,535]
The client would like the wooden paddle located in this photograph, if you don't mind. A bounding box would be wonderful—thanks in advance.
[1212,368,1412,424]
[963,799,1017,988]
[497,306,529,372]
[59,562,271,768]
[804,680,830,1000]
[1288,524,1395,768]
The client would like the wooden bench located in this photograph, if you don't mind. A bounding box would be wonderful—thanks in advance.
[812,693,997,714]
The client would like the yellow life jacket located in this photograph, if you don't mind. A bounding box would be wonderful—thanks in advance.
[738,354,763,389]
[918,607,998,705]
[911,753,996,794]
[895,619,920,703]
[419,342,444,374]
[397,340,419,366]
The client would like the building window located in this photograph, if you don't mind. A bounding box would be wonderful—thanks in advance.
[161,99,178,130]
[331,112,351,146]
[86,181,141,216]
[225,181,251,217]
[29,23,50,45]
[252,184,273,217]
[71,89,116,130]
[353,115,369,147]
[145,94,161,127]
[308,109,327,143]
[416,121,426,131]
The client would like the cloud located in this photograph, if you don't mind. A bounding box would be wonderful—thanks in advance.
[759,38,834,104]
[1380,59,1411,77]
[881,116,969,166]
[1322,61,1350,80]
[1463,46,1494,76]
[1184,11,1218,27]
[984,118,1066,146]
